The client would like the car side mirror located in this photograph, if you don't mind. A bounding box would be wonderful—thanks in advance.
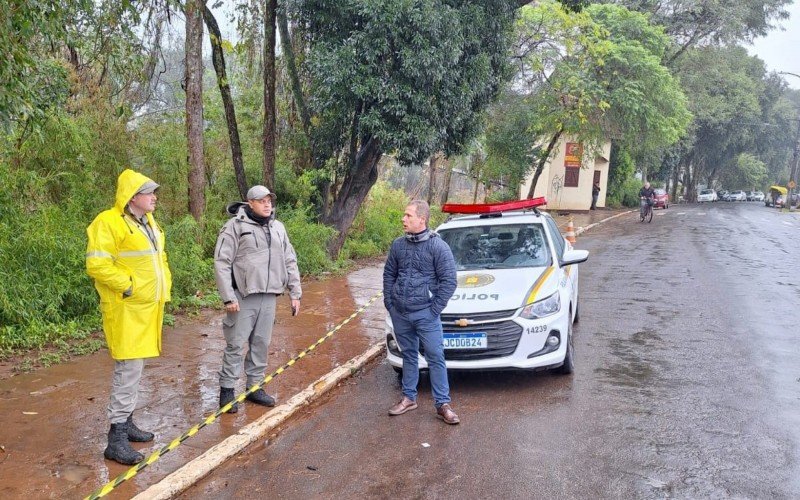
[561,249,589,266]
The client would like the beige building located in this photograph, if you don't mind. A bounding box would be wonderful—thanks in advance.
[520,138,611,211]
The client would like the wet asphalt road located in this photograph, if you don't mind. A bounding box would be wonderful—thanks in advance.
[183,202,800,499]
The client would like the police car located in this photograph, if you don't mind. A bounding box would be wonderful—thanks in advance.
[385,198,589,374]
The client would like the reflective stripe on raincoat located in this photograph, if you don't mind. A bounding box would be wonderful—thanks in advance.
[86,169,172,360]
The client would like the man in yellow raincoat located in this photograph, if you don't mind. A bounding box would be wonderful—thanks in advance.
[86,169,172,465]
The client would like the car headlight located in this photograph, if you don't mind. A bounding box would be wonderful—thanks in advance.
[519,291,560,319]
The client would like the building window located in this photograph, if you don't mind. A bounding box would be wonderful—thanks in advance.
[565,167,580,187]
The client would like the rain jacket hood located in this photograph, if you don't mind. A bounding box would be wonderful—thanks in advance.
[115,169,155,211]
[86,169,172,360]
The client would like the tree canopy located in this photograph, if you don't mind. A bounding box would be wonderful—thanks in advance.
[496,1,690,196]
[297,0,519,255]
[606,0,791,64]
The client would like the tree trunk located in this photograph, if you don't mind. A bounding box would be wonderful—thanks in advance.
[439,158,453,205]
[262,0,277,188]
[277,4,310,135]
[185,0,206,220]
[670,159,681,202]
[426,153,438,205]
[203,5,248,200]
[67,44,80,73]
[322,137,382,259]
[483,182,492,203]
[409,174,427,200]
[685,162,696,202]
[526,128,562,199]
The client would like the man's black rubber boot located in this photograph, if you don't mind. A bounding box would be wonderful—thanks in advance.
[219,387,238,413]
[246,388,276,407]
[126,414,154,442]
[104,423,144,465]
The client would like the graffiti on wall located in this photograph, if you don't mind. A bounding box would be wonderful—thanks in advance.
[551,173,564,207]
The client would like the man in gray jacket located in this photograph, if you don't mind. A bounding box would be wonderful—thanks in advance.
[214,185,302,412]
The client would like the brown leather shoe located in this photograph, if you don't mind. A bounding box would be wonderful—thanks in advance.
[388,397,418,416]
[436,403,460,425]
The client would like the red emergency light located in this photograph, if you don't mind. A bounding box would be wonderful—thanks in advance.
[441,197,547,214]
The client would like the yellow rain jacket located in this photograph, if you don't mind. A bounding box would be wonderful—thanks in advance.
[86,169,172,360]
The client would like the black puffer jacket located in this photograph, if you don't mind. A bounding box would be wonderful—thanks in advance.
[383,231,457,316]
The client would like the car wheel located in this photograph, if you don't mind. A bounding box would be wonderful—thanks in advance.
[392,366,403,375]
[573,300,580,323]
[555,320,575,375]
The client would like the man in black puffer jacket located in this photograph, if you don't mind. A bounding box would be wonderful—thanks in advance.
[383,200,459,424]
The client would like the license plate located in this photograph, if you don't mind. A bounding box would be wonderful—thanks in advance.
[443,333,487,349]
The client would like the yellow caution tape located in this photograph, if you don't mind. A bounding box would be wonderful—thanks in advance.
[85,291,383,499]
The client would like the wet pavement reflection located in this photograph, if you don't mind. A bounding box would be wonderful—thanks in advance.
[180,203,800,499]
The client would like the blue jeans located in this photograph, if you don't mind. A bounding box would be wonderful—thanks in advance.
[390,307,451,407]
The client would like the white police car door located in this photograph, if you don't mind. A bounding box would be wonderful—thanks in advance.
[545,216,577,307]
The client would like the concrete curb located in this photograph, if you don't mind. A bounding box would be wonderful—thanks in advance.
[574,210,634,236]
[133,342,386,500]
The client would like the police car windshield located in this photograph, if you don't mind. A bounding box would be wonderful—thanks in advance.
[439,223,551,270]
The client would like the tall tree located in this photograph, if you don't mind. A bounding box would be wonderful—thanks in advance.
[203,5,248,200]
[439,158,454,205]
[484,91,539,196]
[299,0,518,258]
[277,4,310,135]
[669,46,782,198]
[426,153,440,205]
[262,0,277,189]
[511,2,690,197]
[185,0,206,220]
[1,1,154,133]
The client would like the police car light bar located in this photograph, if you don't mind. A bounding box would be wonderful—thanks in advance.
[441,197,547,214]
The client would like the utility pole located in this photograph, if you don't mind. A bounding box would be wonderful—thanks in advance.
[779,72,800,210]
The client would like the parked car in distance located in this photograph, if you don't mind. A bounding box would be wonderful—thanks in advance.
[653,188,669,209]
[697,189,717,202]
[717,190,730,201]
[751,191,765,202]
[729,190,747,201]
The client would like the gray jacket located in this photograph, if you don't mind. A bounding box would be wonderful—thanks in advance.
[214,203,302,303]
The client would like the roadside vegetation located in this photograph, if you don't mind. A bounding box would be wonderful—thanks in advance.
[1,0,798,365]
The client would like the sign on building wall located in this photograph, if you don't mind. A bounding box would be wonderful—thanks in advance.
[564,142,582,187]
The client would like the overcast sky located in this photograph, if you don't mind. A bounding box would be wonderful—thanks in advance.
[747,1,800,88]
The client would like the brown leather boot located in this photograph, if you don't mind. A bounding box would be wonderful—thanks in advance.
[436,403,460,425]
[388,397,418,416]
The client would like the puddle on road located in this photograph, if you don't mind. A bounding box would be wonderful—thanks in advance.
[55,463,93,484]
